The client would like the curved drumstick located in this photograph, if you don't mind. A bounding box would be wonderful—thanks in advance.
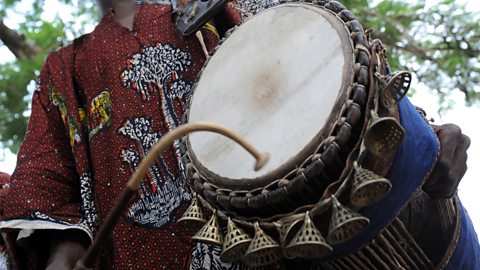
[75,122,269,269]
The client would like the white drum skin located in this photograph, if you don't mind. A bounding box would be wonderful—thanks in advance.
[187,4,354,182]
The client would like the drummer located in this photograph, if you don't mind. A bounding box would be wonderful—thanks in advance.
[0,0,246,269]
[0,1,477,270]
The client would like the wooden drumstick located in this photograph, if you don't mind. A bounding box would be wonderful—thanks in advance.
[75,122,269,269]
[195,30,209,60]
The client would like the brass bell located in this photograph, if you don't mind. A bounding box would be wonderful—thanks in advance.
[327,196,369,245]
[243,222,282,267]
[364,110,405,157]
[275,215,303,247]
[376,71,412,108]
[285,212,333,259]
[220,218,252,262]
[192,211,223,245]
[177,196,207,224]
[275,215,304,259]
[350,162,392,208]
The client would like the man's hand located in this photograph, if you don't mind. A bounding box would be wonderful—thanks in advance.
[44,230,89,270]
[423,124,471,199]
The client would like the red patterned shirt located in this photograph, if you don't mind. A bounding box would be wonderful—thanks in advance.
[0,3,246,269]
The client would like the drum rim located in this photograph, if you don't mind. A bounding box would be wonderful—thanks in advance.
[185,3,355,188]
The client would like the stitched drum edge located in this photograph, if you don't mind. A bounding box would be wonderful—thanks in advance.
[182,0,371,223]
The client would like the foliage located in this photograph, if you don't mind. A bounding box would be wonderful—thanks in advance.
[0,0,479,153]
[344,0,480,111]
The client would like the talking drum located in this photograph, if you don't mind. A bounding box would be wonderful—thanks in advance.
[179,1,466,269]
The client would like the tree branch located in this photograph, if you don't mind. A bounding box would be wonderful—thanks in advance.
[361,8,434,62]
[0,18,41,60]
[380,36,436,62]
[362,9,480,60]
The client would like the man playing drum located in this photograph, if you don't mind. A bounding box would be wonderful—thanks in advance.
[0,0,478,269]
[0,0,246,269]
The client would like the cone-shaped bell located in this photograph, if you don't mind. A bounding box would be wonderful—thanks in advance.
[285,212,333,259]
[327,196,369,245]
[243,222,282,267]
[192,211,223,245]
[376,71,412,108]
[364,111,405,157]
[275,216,303,247]
[220,218,252,262]
[275,216,304,259]
[177,196,207,224]
[350,163,392,207]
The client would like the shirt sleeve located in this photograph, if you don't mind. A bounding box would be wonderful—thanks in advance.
[0,53,92,240]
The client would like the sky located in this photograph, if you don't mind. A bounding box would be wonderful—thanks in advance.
[0,0,480,234]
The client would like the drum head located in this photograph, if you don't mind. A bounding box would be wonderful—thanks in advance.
[187,4,354,188]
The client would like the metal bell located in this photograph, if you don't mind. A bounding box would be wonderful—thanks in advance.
[220,218,252,262]
[285,212,333,259]
[275,215,303,247]
[376,71,412,108]
[177,196,207,224]
[243,222,282,267]
[192,211,223,245]
[364,110,405,157]
[327,196,370,245]
[350,162,392,208]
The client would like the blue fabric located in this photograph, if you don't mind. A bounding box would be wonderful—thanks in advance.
[328,97,440,258]
[445,201,480,269]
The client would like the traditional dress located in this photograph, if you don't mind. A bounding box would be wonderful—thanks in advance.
[0,3,246,269]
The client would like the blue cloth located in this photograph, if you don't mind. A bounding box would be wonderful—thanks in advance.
[329,97,440,258]
[445,201,480,269]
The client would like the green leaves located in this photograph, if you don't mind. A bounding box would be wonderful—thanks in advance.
[0,60,32,153]
[20,17,67,49]
[348,0,479,108]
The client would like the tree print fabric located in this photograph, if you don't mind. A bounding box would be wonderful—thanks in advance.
[119,117,191,228]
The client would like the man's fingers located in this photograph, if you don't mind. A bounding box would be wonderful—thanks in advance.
[423,124,470,199]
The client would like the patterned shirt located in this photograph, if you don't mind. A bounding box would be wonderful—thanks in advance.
[0,3,250,269]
